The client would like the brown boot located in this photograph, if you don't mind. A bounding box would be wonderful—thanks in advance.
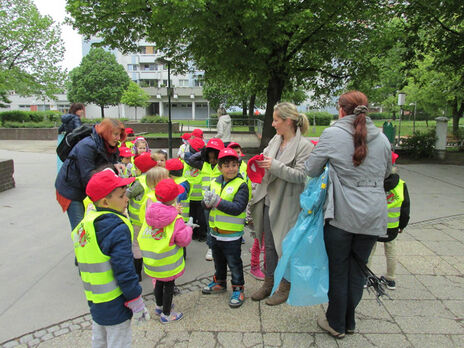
[265,278,290,306]
[251,275,274,301]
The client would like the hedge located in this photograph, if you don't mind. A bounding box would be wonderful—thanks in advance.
[3,121,56,128]
[305,111,334,126]
[209,112,264,126]
[0,110,60,125]
[139,115,169,123]
[81,117,130,124]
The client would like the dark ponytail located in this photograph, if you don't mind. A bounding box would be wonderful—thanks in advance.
[338,91,369,167]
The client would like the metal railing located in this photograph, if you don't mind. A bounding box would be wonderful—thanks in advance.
[177,118,263,134]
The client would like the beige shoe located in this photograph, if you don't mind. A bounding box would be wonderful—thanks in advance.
[251,275,273,301]
[317,314,345,339]
[265,279,290,306]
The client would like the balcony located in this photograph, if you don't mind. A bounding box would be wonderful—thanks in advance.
[139,71,161,79]
[143,87,203,98]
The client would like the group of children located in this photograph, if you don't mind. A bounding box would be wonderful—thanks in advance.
[71,126,409,347]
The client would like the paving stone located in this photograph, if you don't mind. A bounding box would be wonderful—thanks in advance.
[242,333,263,347]
[262,333,281,346]
[52,329,68,337]
[407,334,456,347]
[18,335,33,344]
[384,299,453,317]
[442,228,464,243]
[27,338,40,347]
[46,326,59,334]
[261,302,319,333]
[368,255,410,275]
[362,334,412,348]
[421,240,464,256]
[450,335,464,347]
[395,240,435,256]
[37,330,91,348]
[33,330,46,339]
[157,331,190,347]
[314,333,338,348]
[337,334,375,347]
[441,256,464,274]
[40,334,53,341]
[280,333,314,347]
[417,275,464,300]
[71,317,84,324]
[406,228,454,241]
[59,322,71,329]
[396,316,464,334]
[217,332,244,347]
[3,340,20,348]
[399,255,461,275]
[377,274,435,300]
[69,325,80,331]
[442,300,464,318]
[133,328,164,347]
[187,332,216,348]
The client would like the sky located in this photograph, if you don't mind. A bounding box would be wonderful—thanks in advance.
[33,0,82,72]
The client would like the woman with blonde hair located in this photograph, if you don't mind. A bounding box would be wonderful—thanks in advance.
[56,118,127,234]
[250,102,313,305]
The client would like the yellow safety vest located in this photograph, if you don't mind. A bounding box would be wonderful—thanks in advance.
[71,211,134,303]
[128,174,149,226]
[386,179,405,229]
[209,176,246,238]
[239,160,252,200]
[201,162,221,193]
[183,161,203,201]
[138,214,185,279]
[82,196,96,217]
[138,190,158,226]
[173,176,190,222]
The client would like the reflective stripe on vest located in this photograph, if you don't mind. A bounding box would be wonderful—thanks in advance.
[183,163,202,201]
[128,174,149,226]
[209,177,246,235]
[137,215,185,279]
[386,179,405,229]
[71,211,134,303]
[174,177,190,222]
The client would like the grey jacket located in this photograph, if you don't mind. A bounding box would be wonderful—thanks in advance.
[216,114,231,142]
[305,115,391,236]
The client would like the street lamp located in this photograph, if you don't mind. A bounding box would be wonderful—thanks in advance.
[409,102,417,134]
[159,57,173,158]
[397,92,406,147]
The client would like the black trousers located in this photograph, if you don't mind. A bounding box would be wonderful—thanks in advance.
[324,223,377,333]
[154,279,175,315]
[189,200,207,239]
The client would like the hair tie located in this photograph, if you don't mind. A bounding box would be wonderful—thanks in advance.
[354,105,368,116]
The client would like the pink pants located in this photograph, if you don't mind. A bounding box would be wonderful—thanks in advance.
[250,235,266,268]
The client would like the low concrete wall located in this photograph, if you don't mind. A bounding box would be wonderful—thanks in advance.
[124,123,179,134]
[146,137,182,149]
[0,159,15,192]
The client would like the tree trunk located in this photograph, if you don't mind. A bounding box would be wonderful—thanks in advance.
[259,75,285,152]
[100,105,105,118]
[135,107,138,121]
[248,93,256,132]
[451,98,463,136]
[242,100,247,117]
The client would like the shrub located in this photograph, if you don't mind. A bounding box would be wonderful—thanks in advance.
[3,121,55,128]
[368,112,393,120]
[305,111,333,126]
[140,115,169,123]
[402,128,437,159]
[0,110,62,124]
[209,112,264,127]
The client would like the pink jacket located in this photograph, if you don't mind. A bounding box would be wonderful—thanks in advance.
[145,202,192,281]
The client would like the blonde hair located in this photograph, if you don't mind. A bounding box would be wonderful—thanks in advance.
[273,102,309,135]
[145,166,169,190]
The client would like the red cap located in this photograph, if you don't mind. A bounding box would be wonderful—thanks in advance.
[310,140,318,146]
[155,178,185,203]
[247,154,266,184]
[86,168,135,202]
[218,148,239,159]
[181,133,191,140]
[227,142,244,156]
[119,147,134,158]
[134,152,157,173]
[206,138,224,151]
[125,127,134,136]
[189,137,205,151]
[165,158,184,171]
[391,151,399,164]
[191,129,204,138]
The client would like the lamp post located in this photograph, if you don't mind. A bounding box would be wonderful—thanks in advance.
[409,102,417,134]
[397,92,406,147]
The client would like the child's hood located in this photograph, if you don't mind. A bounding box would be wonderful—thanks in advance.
[146,202,178,228]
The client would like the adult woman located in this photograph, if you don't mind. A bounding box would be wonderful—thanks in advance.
[215,106,232,145]
[55,118,126,231]
[250,102,313,305]
[57,103,85,171]
[305,91,391,339]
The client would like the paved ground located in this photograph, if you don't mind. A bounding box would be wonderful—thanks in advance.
[0,140,463,347]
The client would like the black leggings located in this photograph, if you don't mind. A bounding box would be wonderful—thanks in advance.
[154,280,175,315]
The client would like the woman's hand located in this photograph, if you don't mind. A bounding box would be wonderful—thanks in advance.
[114,163,125,175]
[256,156,272,170]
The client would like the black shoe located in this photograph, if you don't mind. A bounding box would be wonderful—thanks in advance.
[173,286,181,296]
[380,276,396,290]
[197,235,207,242]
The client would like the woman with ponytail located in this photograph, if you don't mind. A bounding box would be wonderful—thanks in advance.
[305,91,391,338]
[250,102,313,305]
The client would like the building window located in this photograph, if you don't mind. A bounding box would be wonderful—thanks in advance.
[179,79,189,87]
[18,104,31,109]
[127,64,137,71]
[140,79,156,87]
[37,104,51,111]
[139,46,146,54]
[57,104,69,113]
[142,64,155,71]
[194,79,204,87]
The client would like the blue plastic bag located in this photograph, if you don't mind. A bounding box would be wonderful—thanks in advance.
[272,165,329,306]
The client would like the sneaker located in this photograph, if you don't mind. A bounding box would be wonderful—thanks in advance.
[380,276,396,290]
[229,287,245,308]
[202,276,227,294]
[250,266,265,281]
[160,311,183,323]
[154,303,174,316]
[205,248,213,261]
[241,237,245,244]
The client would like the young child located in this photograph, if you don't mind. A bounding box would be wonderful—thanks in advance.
[153,149,168,168]
[177,133,191,160]
[119,147,135,178]
[138,178,192,323]
[191,128,204,139]
[127,152,158,280]
[201,148,249,308]
[121,127,136,148]
[133,137,149,157]
[367,153,410,290]
[139,166,170,225]
[166,158,190,222]
[71,169,149,347]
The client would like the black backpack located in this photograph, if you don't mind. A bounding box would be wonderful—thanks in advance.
[57,124,93,161]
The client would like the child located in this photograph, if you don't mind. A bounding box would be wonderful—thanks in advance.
[153,149,168,168]
[185,138,224,260]
[166,158,190,222]
[367,153,410,290]
[121,127,135,149]
[71,169,149,347]
[133,137,149,157]
[127,152,158,280]
[138,178,193,323]
[177,133,191,160]
[201,148,249,308]
[139,166,170,225]
[191,128,204,139]
[119,147,135,178]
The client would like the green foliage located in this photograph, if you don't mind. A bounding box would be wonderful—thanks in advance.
[2,121,55,128]
[140,116,169,123]
[67,48,130,117]
[402,129,437,159]
[368,112,393,120]
[0,110,61,125]
[209,112,264,127]
[0,0,65,102]
[305,112,333,126]
[121,81,150,120]
[80,117,129,125]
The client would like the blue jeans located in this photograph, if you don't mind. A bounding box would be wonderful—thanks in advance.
[324,223,377,334]
[211,237,244,287]
[67,200,85,231]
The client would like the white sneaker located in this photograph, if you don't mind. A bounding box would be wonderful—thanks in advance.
[205,248,213,261]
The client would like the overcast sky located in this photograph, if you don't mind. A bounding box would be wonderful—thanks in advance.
[33,0,82,72]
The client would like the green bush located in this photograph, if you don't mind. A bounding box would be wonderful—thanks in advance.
[402,128,437,159]
[3,121,55,128]
[368,112,393,120]
[305,111,333,126]
[0,110,62,125]
[209,112,264,127]
[140,115,169,123]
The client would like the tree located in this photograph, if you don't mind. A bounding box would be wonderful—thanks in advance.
[67,47,130,117]
[0,0,65,104]
[121,81,150,120]
[66,0,392,148]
